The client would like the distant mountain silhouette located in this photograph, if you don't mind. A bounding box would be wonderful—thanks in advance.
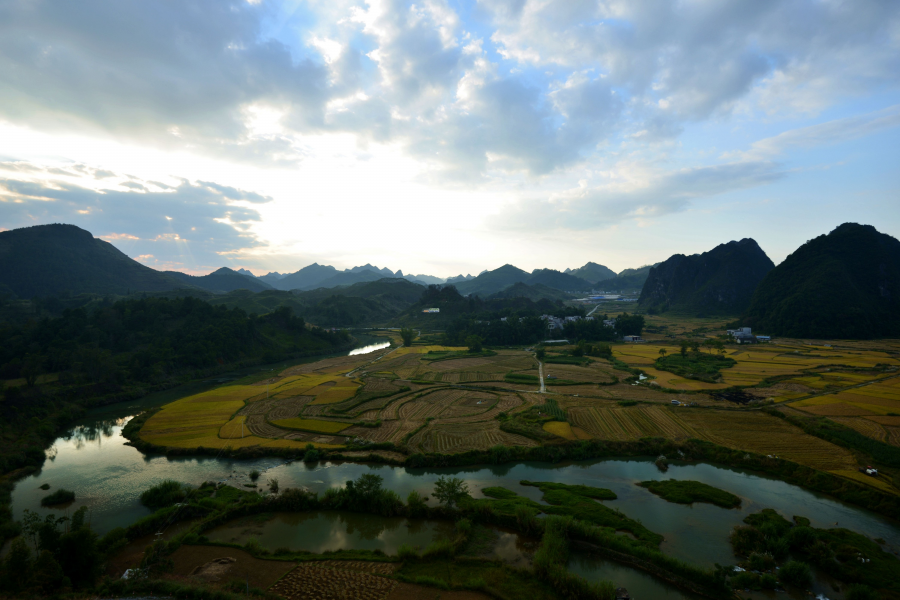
[638,239,774,315]
[744,223,900,339]
[566,262,617,283]
[486,282,573,302]
[595,264,657,291]
[0,224,189,298]
[454,264,531,296]
[454,265,593,296]
[165,267,274,293]
[526,269,593,291]
[271,263,339,290]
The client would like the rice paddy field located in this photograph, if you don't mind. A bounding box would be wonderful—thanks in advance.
[137,334,900,494]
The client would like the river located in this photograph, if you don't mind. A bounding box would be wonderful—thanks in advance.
[7,342,900,600]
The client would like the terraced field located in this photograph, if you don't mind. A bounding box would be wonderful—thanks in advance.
[567,404,700,441]
[615,342,900,396]
[138,336,895,482]
[409,421,538,454]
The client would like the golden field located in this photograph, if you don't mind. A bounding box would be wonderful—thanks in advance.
[136,334,900,495]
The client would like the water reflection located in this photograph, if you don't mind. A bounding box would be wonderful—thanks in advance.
[348,341,391,356]
[206,511,453,554]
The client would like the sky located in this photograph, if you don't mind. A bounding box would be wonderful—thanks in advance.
[0,0,898,278]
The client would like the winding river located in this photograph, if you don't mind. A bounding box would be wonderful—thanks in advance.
[7,343,900,600]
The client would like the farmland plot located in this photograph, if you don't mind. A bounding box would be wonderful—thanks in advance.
[679,410,858,472]
[270,563,397,600]
[409,421,538,453]
[567,405,700,441]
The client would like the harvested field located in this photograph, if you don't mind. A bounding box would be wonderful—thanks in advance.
[541,363,617,384]
[343,420,403,443]
[247,415,291,439]
[568,405,700,441]
[271,562,397,600]
[170,545,295,590]
[830,417,888,443]
[831,470,899,495]
[679,410,858,472]
[238,398,279,416]
[409,421,538,453]
[432,394,523,424]
[267,397,314,421]
[429,357,496,370]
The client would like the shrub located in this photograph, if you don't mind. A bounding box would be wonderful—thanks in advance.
[397,544,418,559]
[139,481,185,509]
[778,560,812,588]
[846,584,880,600]
[730,571,759,589]
[760,573,778,589]
[249,470,260,481]
[406,491,428,517]
[41,489,75,506]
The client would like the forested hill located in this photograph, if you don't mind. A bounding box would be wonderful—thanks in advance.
[164,267,274,293]
[0,296,352,474]
[638,239,774,315]
[0,224,190,298]
[743,223,900,339]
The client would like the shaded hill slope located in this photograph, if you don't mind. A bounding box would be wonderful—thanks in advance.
[567,262,617,282]
[744,223,900,339]
[487,282,573,302]
[595,264,657,292]
[0,224,189,298]
[638,239,774,315]
[165,267,273,293]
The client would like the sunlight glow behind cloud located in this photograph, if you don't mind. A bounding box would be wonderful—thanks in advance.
[0,0,898,276]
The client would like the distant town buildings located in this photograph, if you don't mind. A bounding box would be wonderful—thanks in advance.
[422,308,440,313]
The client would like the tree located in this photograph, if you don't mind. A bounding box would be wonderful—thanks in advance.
[572,340,585,357]
[433,476,469,509]
[535,348,545,360]
[465,335,484,353]
[400,328,415,347]
[658,348,667,359]
[690,341,700,353]
[21,353,42,388]
[703,339,715,353]
[679,341,689,358]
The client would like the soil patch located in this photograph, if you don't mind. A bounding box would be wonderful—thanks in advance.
[386,582,494,600]
[170,545,296,590]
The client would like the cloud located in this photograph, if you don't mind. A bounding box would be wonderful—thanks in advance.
[0,0,331,164]
[0,163,271,271]
[735,105,900,159]
[502,160,786,231]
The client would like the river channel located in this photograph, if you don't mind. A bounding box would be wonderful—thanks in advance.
[8,343,900,599]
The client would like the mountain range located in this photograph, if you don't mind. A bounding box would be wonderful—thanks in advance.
[743,223,900,339]
[638,239,775,315]
[3,222,899,339]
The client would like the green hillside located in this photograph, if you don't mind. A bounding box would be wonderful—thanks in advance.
[454,264,530,296]
[743,223,900,339]
[638,239,774,316]
[567,261,617,282]
[526,269,593,291]
[595,264,657,291]
[0,296,351,474]
[487,282,573,302]
[0,224,190,298]
[165,267,274,293]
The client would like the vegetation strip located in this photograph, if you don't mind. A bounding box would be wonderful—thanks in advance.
[637,479,741,508]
